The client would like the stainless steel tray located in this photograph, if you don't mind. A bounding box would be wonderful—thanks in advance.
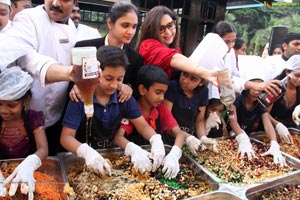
[246,171,300,199]
[59,145,220,200]
[187,191,243,200]
[0,156,67,200]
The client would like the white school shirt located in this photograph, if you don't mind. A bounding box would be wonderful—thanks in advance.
[1,5,77,127]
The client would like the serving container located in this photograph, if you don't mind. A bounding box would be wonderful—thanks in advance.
[59,145,221,200]
[187,191,243,200]
[0,156,67,200]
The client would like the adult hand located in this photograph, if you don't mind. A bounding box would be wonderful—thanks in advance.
[205,112,221,135]
[262,141,287,167]
[4,154,41,200]
[69,84,83,102]
[292,105,300,126]
[185,135,201,155]
[235,132,255,160]
[200,136,218,153]
[261,80,282,97]
[162,145,182,179]
[77,143,111,176]
[125,142,152,173]
[149,134,165,172]
[118,84,133,103]
[275,123,293,144]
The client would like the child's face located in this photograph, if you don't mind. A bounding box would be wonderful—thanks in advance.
[0,100,24,121]
[98,65,125,95]
[288,71,300,87]
[140,83,168,107]
[207,104,225,118]
[179,72,203,92]
[247,79,263,101]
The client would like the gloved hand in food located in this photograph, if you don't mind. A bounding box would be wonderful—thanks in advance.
[185,135,202,155]
[262,140,287,167]
[292,105,300,126]
[149,134,165,171]
[162,145,182,179]
[125,142,152,173]
[200,136,218,153]
[77,143,111,176]
[275,122,293,144]
[205,112,221,135]
[4,154,41,200]
[0,171,6,197]
[235,131,256,160]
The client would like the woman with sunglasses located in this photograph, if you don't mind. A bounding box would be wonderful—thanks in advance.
[136,6,217,85]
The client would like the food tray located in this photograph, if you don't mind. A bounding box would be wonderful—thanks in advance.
[187,191,243,200]
[183,136,300,192]
[250,128,300,159]
[59,145,220,200]
[0,156,67,200]
[245,171,300,199]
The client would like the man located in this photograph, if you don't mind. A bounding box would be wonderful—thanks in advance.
[0,0,78,156]
[70,3,100,41]
[9,0,32,20]
[0,0,10,32]
[265,32,300,80]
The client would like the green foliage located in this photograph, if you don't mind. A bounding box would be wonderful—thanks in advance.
[225,3,300,55]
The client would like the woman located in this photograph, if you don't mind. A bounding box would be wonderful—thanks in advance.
[71,1,143,101]
[233,38,247,70]
[135,6,217,85]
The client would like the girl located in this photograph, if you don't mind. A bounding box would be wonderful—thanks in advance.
[135,5,217,85]
[0,66,48,199]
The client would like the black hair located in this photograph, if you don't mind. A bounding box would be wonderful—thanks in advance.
[96,45,129,70]
[136,65,169,90]
[212,21,237,37]
[272,44,284,54]
[108,1,138,24]
[233,38,246,50]
[283,32,300,44]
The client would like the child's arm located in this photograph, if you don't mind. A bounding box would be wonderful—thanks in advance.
[163,99,173,111]
[33,126,48,161]
[195,106,206,138]
[268,113,293,144]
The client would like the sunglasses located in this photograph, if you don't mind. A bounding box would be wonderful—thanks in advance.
[159,20,176,34]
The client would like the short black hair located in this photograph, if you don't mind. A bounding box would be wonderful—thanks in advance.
[96,45,129,70]
[284,32,300,44]
[136,65,169,89]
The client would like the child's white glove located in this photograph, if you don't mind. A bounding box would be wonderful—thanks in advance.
[162,145,182,179]
[185,135,202,155]
[149,134,165,171]
[77,143,111,176]
[4,154,41,200]
[0,171,6,197]
[200,136,218,153]
[235,132,256,160]
[292,105,300,125]
[125,142,152,173]
[262,141,287,167]
[205,112,221,135]
[275,123,293,144]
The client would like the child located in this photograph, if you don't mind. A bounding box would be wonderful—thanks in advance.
[163,71,218,152]
[229,72,287,166]
[0,66,48,199]
[205,98,229,138]
[60,46,165,176]
[114,65,202,179]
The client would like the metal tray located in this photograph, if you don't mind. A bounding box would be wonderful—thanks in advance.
[246,171,300,199]
[59,145,220,200]
[187,191,243,200]
[0,156,67,200]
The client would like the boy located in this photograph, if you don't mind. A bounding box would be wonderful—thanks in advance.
[229,72,287,166]
[114,65,203,179]
[60,46,165,176]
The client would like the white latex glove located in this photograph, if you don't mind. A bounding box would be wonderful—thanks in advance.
[125,142,152,173]
[205,112,221,135]
[235,132,256,160]
[162,145,182,179]
[149,134,165,171]
[0,171,6,197]
[77,143,111,176]
[275,123,293,144]
[292,105,300,126]
[200,136,218,153]
[4,154,41,200]
[185,135,202,155]
[262,140,287,167]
